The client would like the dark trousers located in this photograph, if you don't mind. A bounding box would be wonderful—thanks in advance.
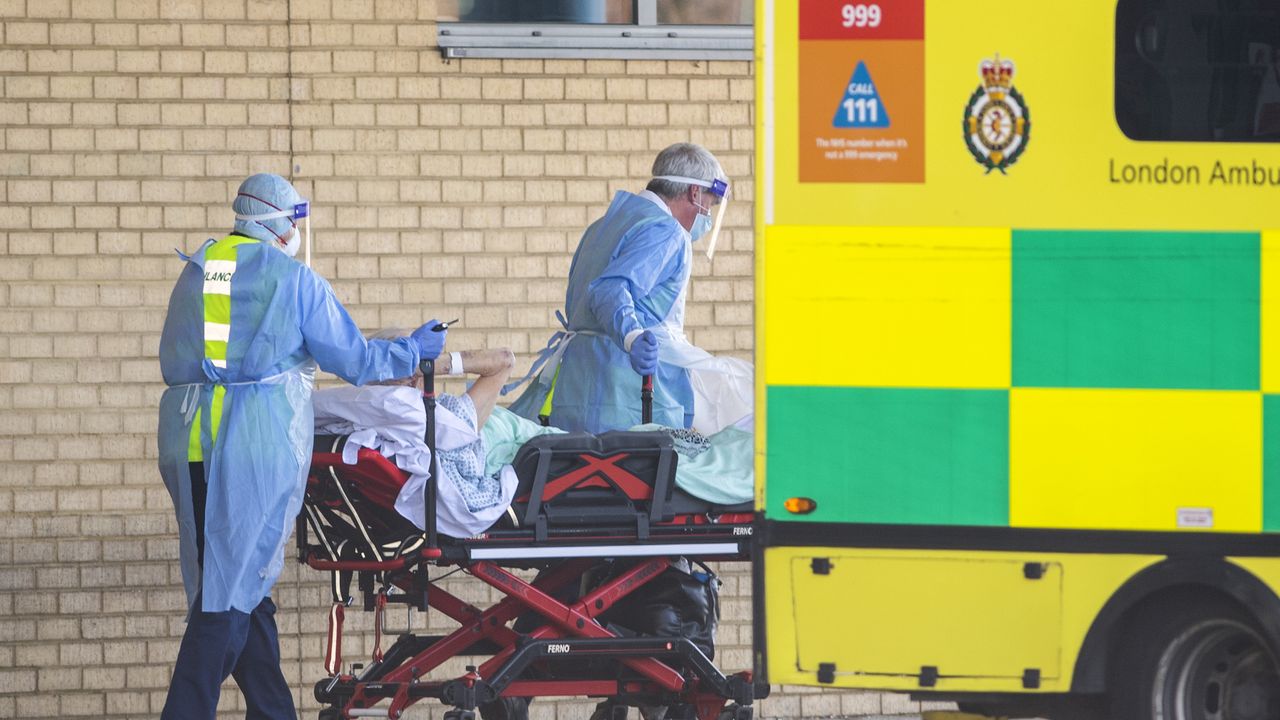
[161,463,296,720]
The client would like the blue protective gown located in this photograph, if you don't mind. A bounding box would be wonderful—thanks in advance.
[158,236,420,614]
[509,191,694,433]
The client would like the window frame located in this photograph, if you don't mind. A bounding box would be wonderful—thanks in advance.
[436,0,753,61]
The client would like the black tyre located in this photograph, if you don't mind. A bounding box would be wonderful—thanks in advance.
[1109,596,1280,720]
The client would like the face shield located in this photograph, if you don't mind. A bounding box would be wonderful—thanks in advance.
[653,175,730,259]
[234,200,312,266]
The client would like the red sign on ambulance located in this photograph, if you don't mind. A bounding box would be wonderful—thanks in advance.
[799,0,924,41]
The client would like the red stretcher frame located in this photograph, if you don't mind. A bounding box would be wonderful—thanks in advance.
[297,361,764,720]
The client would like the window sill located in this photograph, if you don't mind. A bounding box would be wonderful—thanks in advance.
[437,22,753,61]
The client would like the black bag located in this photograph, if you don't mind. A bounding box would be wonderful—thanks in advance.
[600,557,720,660]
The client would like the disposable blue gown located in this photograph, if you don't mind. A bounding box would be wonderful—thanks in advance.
[509,191,694,432]
[158,238,420,614]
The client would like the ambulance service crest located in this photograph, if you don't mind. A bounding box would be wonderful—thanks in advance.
[963,55,1030,174]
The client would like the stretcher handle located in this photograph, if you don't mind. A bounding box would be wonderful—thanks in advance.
[641,374,653,425]
[420,358,438,549]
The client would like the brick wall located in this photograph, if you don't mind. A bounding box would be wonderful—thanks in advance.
[0,1,946,717]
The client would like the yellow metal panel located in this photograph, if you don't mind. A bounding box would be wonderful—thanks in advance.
[1263,231,1280,393]
[1010,388,1263,532]
[793,556,1061,678]
[1228,557,1280,597]
[763,225,1010,389]
[768,2,1280,232]
[764,546,1159,692]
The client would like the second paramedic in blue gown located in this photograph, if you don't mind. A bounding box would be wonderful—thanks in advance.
[156,173,449,720]
[509,143,730,433]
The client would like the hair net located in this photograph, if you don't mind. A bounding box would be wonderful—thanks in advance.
[232,173,303,244]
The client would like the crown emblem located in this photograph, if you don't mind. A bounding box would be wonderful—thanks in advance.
[979,55,1015,98]
[963,54,1030,174]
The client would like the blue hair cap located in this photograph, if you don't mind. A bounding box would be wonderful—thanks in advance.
[232,173,303,243]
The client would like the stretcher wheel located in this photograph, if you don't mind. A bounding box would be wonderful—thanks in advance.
[716,705,752,720]
[317,709,342,720]
[444,711,477,720]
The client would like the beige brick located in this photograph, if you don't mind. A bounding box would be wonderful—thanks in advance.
[6,74,47,98]
[203,49,248,74]
[0,669,37,695]
[135,78,179,102]
[374,49,416,73]
[502,103,544,127]
[26,49,68,73]
[440,76,481,100]
[203,0,246,19]
[180,22,224,46]
[6,20,49,44]
[437,128,480,153]
[625,104,667,127]
[397,76,440,101]
[47,20,91,45]
[480,127,521,151]
[94,22,138,46]
[668,103,710,125]
[0,48,22,72]
[584,102,625,126]
[333,49,373,73]
[481,77,521,100]
[181,76,224,99]
[481,180,522,203]
[138,21,180,44]
[375,103,418,127]
[500,154,542,177]
[355,76,396,100]
[519,128,561,151]
[524,180,565,204]
[647,77,688,101]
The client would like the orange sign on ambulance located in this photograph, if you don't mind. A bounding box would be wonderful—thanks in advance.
[798,0,925,183]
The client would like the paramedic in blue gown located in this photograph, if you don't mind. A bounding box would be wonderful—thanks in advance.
[509,143,729,433]
[156,173,448,719]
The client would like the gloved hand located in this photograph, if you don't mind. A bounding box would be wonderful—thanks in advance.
[410,319,447,360]
[628,330,659,376]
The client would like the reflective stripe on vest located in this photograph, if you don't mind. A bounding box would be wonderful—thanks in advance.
[187,235,260,462]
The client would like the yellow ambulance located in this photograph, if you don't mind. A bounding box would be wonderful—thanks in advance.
[755,1,1280,717]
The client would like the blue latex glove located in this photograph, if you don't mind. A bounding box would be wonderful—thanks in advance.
[628,330,659,376]
[410,319,447,360]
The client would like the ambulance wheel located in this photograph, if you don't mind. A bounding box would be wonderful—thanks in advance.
[1108,596,1280,719]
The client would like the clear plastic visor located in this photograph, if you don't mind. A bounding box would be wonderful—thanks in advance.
[652,175,730,259]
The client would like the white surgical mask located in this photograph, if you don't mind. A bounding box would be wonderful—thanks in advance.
[280,229,301,258]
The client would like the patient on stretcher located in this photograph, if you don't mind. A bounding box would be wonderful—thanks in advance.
[312,340,754,539]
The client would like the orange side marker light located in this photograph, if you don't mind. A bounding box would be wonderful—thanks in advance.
[784,497,817,515]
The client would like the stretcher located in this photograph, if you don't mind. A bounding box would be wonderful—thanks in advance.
[296,360,764,720]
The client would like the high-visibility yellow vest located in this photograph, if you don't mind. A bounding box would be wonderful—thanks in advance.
[187,235,259,462]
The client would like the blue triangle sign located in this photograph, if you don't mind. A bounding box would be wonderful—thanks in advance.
[832,61,890,128]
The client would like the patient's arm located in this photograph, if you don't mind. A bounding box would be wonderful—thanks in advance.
[436,349,515,428]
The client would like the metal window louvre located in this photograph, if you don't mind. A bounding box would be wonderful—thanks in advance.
[437,23,753,61]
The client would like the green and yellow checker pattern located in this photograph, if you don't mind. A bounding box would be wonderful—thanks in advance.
[762,226,1280,534]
